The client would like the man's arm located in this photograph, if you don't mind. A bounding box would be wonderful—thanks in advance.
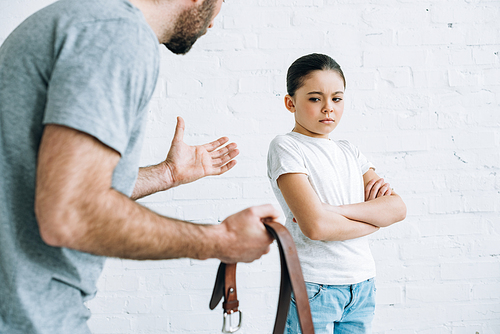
[35,124,276,263]
[323,169,407,228]
[277,173,380,241]
[131,117,239,200]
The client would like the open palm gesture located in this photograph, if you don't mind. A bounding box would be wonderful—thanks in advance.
[163,117,239,187]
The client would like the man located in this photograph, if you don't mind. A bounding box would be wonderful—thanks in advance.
[0,0,279,332]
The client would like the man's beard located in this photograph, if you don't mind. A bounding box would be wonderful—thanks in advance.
[164,0,217,55]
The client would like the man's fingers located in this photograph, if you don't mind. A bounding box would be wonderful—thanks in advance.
[250,204,281,221]
[203,136,230,152]
[211,142,238,159]
[172,116,185,144]
[216,159,237,175]
[212,148,239,167]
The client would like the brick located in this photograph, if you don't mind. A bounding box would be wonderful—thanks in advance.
[242,181,274,199]
[363,48,426,68]
[378,67,412,88]
[238,75,271,93]
[400,238,468,262]
[416,214,484,237]
[452,324,487,334]
[429,194,464,214]
[105,275,140,292]
[376,285,403,305]
[448,68,482,87]
[441,262,500,280]
[473,46,499,65]
[87,316,131,333]
[403,263,442,282]
[125,297,152,314]
[347,71,376,90]
[484,68,500,85]
[130,315,170,332]
[472,282,500,300]
[464,192,498,213]
[173,179,241,200]
[430,5,499,24]
[406,283,470,303]
[412,69,448,88]
[259,30,325,50]
[442,302,500,322]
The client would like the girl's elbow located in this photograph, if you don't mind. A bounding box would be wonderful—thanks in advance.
[389,196,407,223]
[304,230,324,241]
[398,204,407,222]
[390,202,407,225]
[396,198,407,222]
[297,218,325,241]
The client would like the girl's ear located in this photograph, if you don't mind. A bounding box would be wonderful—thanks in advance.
[284,95,296,113]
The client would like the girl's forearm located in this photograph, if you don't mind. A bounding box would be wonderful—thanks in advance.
[321,216,380,241]
[296,210,379,241]
[326,195,406,227]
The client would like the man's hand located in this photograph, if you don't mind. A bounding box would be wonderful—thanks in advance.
[131,117,239,199]
[215,204,279,263]
[163,116,239,187]
[365,177,392,201]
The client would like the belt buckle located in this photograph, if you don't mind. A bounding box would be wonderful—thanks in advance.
[222,310,242,333]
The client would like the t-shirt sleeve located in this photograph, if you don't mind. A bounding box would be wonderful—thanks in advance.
[346,141,375,174]
[43,19,158,155]
[267,135,308,185]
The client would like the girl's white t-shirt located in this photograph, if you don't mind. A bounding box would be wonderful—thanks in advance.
[267,132,376,285]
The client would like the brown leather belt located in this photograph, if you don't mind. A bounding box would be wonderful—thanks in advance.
[209,219,315,334]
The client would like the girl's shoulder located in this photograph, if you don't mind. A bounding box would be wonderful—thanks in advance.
[332,139,363,156]
[268,133,305,157]
[270,133,302,147]
[334,139,354,149]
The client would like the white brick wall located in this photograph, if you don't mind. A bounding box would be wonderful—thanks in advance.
[2,0,499,333]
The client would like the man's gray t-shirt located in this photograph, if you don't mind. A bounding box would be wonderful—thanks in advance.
[0,0,159,332]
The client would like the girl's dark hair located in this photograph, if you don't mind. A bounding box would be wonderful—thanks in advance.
[286,53,346,97]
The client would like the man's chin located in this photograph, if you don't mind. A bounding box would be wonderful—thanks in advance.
[163,43,192,55]
[163,37,199,55]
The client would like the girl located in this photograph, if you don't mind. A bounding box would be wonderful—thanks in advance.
[267,53,406,334]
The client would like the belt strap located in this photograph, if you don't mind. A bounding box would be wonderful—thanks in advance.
[209,220,315,334]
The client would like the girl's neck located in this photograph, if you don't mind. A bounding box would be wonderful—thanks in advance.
[292,123,331,139]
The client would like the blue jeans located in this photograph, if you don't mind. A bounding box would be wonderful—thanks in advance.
[285,278,376,334]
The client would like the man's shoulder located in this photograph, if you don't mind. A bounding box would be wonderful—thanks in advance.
[10,0,157,54]
[41,0,141,23]
[21,0,153,43]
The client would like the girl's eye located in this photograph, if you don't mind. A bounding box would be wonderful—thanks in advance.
[309,98,320,102]
[333,98,343,102]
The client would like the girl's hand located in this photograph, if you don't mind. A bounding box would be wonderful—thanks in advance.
[365,177,392,201]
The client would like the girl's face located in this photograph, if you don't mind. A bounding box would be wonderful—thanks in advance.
[285,70,345,139]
